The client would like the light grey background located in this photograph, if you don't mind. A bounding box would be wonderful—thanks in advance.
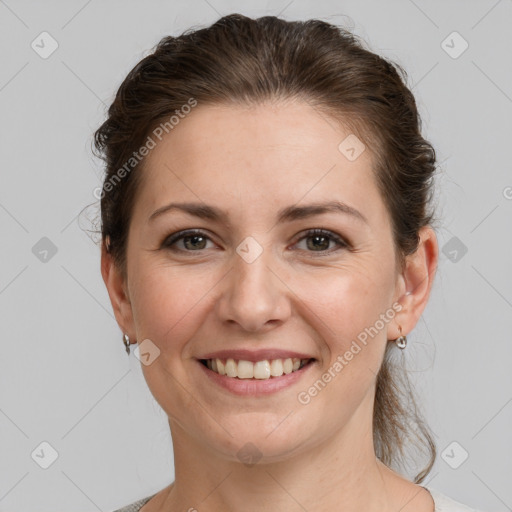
[0,0,511,511]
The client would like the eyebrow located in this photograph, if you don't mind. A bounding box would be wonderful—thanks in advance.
[148,200,368,225]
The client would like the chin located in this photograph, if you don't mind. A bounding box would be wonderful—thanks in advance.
[204,415,315,464]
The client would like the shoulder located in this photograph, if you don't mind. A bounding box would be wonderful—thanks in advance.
[111,493,157,512]
[426,487,485,512]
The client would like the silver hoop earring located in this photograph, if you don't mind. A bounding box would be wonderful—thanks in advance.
[123,333,131,355]
[395,326,407,349]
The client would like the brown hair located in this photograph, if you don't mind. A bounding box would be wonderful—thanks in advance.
[92,13,438,482]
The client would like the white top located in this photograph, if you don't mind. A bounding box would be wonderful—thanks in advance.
[112,487,485,512]
[426,487,485,512]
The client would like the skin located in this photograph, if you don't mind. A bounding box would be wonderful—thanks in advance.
[102,99,438,512]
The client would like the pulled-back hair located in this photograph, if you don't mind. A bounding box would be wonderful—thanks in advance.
[93,13,438,482]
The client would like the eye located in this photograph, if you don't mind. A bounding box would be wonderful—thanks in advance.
[293,228,348,255]
[162,229,215,252]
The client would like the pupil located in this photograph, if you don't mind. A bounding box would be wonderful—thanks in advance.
[185,235,205,250]
[308,235,328,251]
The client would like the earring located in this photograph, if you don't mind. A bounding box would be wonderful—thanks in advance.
[123,333,131,355]
[395,325,407,349]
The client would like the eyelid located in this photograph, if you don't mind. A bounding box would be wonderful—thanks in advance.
[291,228,348,254]
[162,229,216,251]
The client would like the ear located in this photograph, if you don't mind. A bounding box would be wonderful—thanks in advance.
[101,239,136,341]
[390,226,439,339]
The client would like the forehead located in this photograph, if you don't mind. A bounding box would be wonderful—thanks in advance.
[133,100,385,224]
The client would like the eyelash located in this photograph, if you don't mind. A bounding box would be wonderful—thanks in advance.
[161,228,349,256]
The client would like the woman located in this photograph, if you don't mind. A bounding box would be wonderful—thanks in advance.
[95,13,483,512]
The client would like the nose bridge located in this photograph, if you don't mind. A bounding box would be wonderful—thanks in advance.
[216,235,290,332]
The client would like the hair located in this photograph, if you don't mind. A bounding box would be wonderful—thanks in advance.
[92,13,439,483]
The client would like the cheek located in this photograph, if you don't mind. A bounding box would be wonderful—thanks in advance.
[291,270,392,425]
[129,266,211,413]
[293,264,394,343]
[128,261,223,362]
[128,262,207,349]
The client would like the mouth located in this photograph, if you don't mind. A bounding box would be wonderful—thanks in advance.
[198,357,314,379]
[196,356,317,396]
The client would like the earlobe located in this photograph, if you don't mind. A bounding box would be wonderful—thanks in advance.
[393,226,439,337]
[100,241,136,338]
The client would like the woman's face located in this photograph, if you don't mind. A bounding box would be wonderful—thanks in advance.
[105,100,433,462]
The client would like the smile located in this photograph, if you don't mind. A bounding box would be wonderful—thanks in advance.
[196,357,317,396]
[199,357,313,379]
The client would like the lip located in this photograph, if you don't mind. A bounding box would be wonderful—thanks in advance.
[196,358,316,396]
[197,348,315,363]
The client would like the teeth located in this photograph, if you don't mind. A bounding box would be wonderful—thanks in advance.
[238,359,254,379]
[283,358,293,374]
[253,360,270,379]
[205,357,310,379]
[270,359,283,377]
[225,358,237,377]
[217,359,226,375]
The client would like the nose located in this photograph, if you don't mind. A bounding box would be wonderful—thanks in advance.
[215,246,291,333]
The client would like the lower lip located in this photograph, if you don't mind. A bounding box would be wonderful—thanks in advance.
[196,359,316,396]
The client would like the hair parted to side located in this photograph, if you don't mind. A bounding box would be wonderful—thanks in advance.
[93,13,438,483]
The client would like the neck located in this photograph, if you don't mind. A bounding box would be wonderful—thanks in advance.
[158,398,408,512]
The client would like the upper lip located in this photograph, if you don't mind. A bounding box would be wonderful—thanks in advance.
[197,349,316,363]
